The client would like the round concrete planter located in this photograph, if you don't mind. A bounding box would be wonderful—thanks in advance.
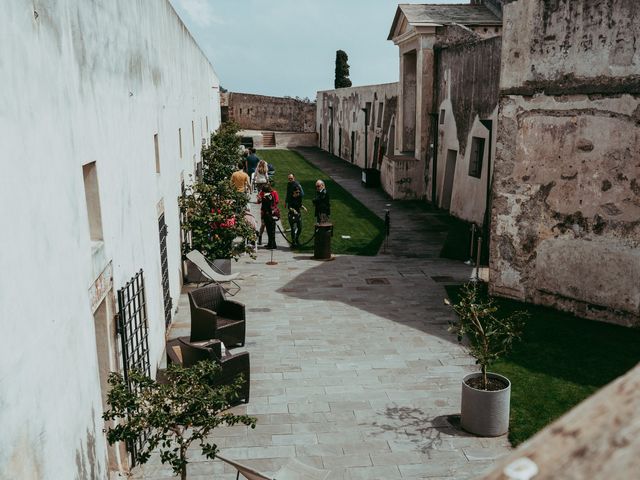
[460,372,511,437]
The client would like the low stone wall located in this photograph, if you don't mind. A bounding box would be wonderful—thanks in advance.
[380,155,425,200]
[275,132,317,147]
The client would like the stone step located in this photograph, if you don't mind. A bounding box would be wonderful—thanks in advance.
[262,131,276,147]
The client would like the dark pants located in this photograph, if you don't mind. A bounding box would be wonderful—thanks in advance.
[264,216,277,249]
[288,212,302,246]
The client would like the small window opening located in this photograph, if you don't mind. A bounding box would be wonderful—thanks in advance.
[178,128,183,159]
[82,162,104,241]
[377,102,384,127]
[440,109,445,124]
[154,134,160,173]
[468,137,485,178]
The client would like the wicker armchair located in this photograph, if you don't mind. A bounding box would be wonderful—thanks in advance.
[188,285,246,347]
[177,337,250,403]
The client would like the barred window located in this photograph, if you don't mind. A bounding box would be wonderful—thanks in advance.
[468,137,485,178]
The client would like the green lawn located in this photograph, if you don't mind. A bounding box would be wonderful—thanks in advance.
[257,149,385,255]
[446,284,640,446]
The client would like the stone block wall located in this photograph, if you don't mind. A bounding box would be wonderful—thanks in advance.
[489,0,640,325]
[227,92,316,133]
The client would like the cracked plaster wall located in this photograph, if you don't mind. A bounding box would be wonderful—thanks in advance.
[316,83,398,174]
[490,0,640,325]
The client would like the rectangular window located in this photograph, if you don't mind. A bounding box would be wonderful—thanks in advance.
[191,121,195,146]
[206,116,209,134]
[377,102,384,127]
[154,134,160,173]
[440,109,445,124]
[82,162,104,241]
[468,137,485,178]
[365,102,372,126]
[178,128,183,159]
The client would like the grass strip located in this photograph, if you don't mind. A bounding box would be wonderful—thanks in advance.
[257,149,385,255]
[446,284,640,446]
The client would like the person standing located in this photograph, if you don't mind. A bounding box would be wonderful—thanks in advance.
[230,161,251,194]
[313,179,330,223]
[245,148,260,178]
[285,173,304,209]
[258,184,278,250]
[254,159,270,193]
[287,187,307,247]
[256,183,279,245]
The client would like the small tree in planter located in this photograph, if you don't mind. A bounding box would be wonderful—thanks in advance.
[180,181,256,261]
[180,121,256,266]
[103,362,256,480]
[445,283,528,436]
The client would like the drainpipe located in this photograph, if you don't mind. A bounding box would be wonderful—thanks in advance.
[431,46,441,205]
[480,119,493,265]
[430,113,439,205]
[362,106,369,169]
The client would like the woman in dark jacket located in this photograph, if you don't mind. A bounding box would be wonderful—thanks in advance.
[258,184,278,249]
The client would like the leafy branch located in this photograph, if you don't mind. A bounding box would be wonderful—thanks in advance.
[445,283,527,389]
[103,362,256,480]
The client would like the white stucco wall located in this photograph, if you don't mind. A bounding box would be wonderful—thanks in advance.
[436,99,498,226]
[0,1,219,478]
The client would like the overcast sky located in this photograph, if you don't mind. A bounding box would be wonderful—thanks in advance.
[169,0,462,100]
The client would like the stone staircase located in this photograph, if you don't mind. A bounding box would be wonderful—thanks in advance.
[261,131,276,147]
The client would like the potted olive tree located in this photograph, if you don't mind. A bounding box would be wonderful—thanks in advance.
[103,362,256,480]
[445,283,527,436]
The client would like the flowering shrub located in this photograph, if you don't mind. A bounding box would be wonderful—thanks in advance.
[180,122,256,261]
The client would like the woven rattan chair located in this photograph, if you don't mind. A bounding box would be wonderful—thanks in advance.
[216,455,329,480]
[188,284,246,347]
[177,337,250,403]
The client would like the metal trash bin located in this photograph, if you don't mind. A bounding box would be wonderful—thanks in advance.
[361,168,381,188]
[314,222,333,260]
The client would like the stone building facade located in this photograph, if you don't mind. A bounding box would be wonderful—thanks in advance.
[386,3,502,200]
[489,0,640,325]
[316,83,399,177]
[0,1,219,478]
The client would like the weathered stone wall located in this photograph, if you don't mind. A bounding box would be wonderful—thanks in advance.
[228,92,316,133]
[435,36,501,225]
[490,0,640,325]
[316,83,399,174]
[501,0,640,95]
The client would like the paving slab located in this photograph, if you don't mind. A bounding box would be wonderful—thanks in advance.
[134,148,510,480]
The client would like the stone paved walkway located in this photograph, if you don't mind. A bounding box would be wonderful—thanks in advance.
[134,148,510,480]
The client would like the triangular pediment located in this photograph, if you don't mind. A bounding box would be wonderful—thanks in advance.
[388,7,414,41]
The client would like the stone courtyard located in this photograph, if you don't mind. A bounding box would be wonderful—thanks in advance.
[134,149,511,480]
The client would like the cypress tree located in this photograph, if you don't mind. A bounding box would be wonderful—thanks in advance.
[334,50,352,88]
